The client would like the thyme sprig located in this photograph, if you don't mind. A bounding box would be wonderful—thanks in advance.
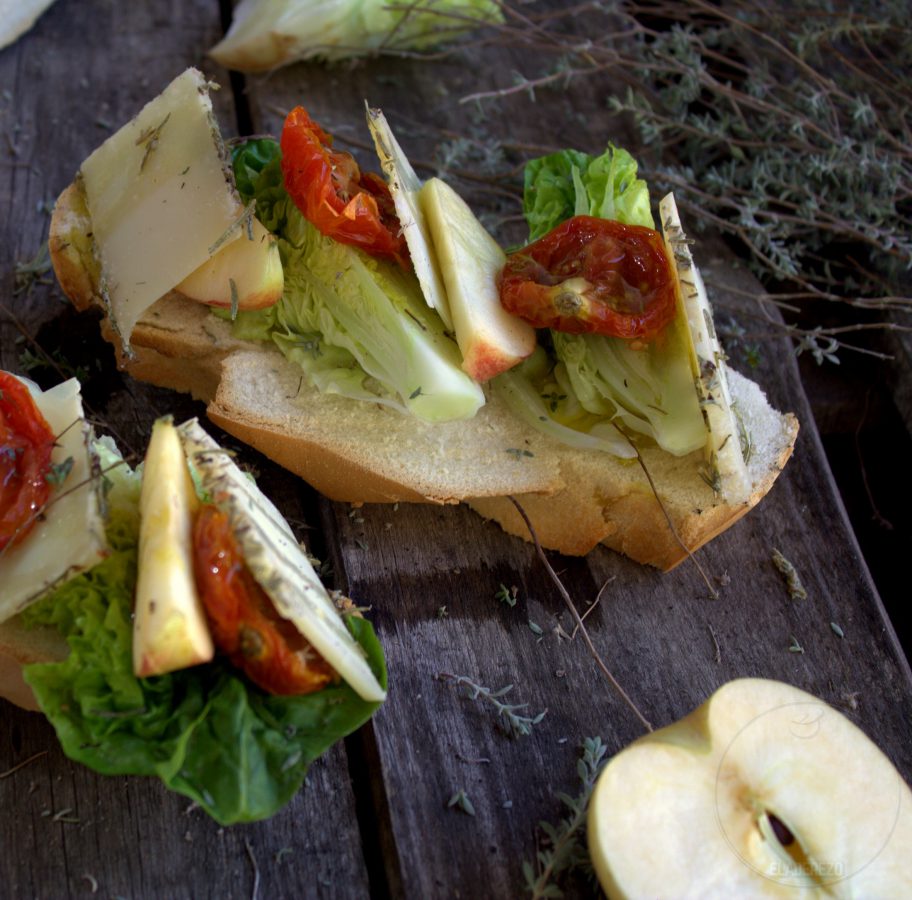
[426,0,911,357]
[523,737,608,899]
[437,672,546,737]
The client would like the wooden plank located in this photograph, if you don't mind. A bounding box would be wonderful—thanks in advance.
[0,2,373,897]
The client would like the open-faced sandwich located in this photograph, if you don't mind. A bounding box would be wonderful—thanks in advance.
[0,369,386,824]
[48,68,798,569]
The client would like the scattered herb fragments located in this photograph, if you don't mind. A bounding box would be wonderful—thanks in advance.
[45,457,74,487]
[771,549,808,601]
[788,635,805,654]
[495,583,519,607]
[13,242,53,296]
[831,622,846,639]
[447,788,476,817]
[437,673,546,738]
[523,737,608,899]
[469,2,911,356]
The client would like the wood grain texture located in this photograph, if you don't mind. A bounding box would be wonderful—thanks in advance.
[1,2,910,899]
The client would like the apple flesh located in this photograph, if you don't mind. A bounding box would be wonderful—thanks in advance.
[588,678,912,898]
[175,216,283,310]
[133,417,214,677]
[420,177,536,382]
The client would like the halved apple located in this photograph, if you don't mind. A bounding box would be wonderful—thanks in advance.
[420,177,536,382]
[175,216,283,311]
[133,417,214,677]
[588,678,912,897]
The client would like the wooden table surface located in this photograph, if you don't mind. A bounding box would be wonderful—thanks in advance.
[2,3,910,898]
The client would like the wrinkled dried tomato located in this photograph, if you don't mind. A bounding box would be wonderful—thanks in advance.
[280,105,409,268]
[192,503,336,695]
[499,215,677,341]
[0,372,55,551]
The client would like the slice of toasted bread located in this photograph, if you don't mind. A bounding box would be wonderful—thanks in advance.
[48,180,798,568]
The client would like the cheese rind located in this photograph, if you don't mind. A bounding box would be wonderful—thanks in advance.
[178,419,387,703]
[80,67,245,348]
[660,193,751,502]
[367,106,453,330]
[0,377,107,623]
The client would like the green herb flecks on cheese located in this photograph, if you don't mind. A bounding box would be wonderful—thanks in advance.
[177,419,387,703]
[659,193,751,502]
[79,68,245,350]
[0,377,107,623]
[366,105,453,330]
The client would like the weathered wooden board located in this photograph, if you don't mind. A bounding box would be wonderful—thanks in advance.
[1,2,910,899]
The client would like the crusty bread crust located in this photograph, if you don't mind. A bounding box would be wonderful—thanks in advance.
[48,181,798,569]
[0,618,68,710]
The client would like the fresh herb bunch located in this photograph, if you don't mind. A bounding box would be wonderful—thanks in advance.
[450,1,911,357]
[612,2,911,306]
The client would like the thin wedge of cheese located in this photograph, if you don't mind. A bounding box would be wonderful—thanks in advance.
[0,376,107,623]
[80,67,245,349]
[660,193,751,502]
[366,105,453,330]
[177,419,387,703]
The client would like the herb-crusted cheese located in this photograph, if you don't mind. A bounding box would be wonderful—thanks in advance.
[79,67,245,349]
[177,419,387,703]
[0,377,107,623]
[367,105,453,330]
[659,193,751,502]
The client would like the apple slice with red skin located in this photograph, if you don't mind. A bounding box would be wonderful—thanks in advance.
[176,217,283,310]
[420,177,535,382]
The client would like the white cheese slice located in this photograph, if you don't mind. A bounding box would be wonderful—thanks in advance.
[177,419,387,703]
[80,67,245,350]
[366,105,453,330]
[0,376,107,623]
[659,193,751,502]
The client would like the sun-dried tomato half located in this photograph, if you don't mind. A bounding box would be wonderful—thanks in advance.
[192,503,337,695]
[280,105,409,268]
[0,372,55,552]
[499,215,677,341]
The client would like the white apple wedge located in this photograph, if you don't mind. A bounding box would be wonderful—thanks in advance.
[133,418,214,677]
[176,216,283,311]
[420,177,536,382]
[588,678,912,898]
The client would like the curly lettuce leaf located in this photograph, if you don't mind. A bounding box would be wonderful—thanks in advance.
[524,145,654,241]
[21,438,386,826]
[230,141,484,422]
[497,145,706,458]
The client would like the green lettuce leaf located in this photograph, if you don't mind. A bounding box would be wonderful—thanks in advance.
[524,145,654,241]
[229,141,484,422]
[496,145,707,458]
[21,441,386,826]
